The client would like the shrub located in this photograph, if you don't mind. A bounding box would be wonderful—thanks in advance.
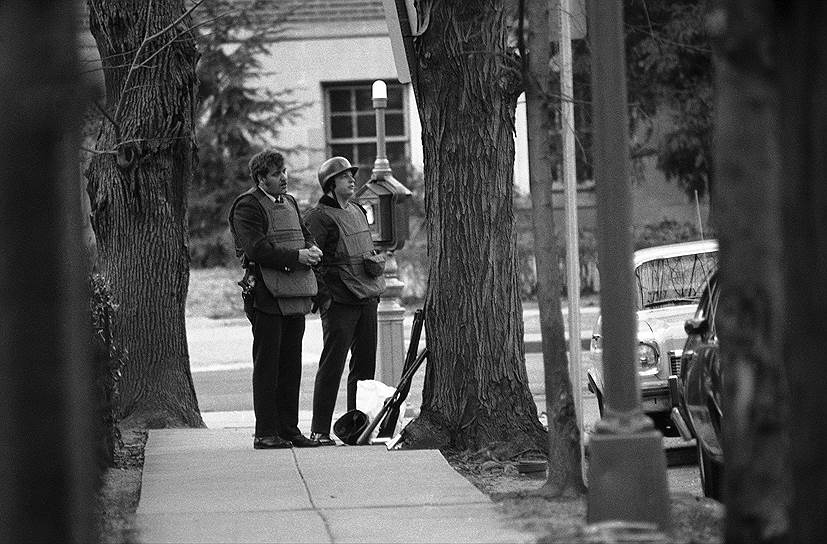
[189,229,236,268]
[89,272,127,472]
[633,219,704,250]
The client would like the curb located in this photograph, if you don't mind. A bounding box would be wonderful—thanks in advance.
[524,336,592,353]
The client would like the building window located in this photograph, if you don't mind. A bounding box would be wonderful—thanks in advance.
[324,81,409,185]
[549,79,593,186]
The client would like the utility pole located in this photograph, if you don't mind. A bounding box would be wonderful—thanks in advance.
[0,0,94,542]
[557,0,584,476]
[524,0,585,495]
[585,0,671,531]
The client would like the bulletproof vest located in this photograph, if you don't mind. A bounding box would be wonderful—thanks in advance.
[323,203,385,299]
[229,188,317,299]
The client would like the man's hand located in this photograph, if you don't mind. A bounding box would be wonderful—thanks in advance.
[298,245,322,266]
[308,245,323,259]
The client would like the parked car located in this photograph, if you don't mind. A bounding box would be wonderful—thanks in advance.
[586,239,718,437]
[670,271,723,500]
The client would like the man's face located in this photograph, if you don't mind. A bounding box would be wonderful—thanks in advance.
[259,164,287,195]
[332,171,355,201]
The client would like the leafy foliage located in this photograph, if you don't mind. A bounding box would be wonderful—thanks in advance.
[190,0,307,266]
[523,1,712,197]
[624,0,713,197]
[632,218,706,249]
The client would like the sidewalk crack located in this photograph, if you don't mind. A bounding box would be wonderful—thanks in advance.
[292,450,335,543]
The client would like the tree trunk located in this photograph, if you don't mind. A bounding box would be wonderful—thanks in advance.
[710,1,790,541]
[86,0,203,428]
[0,1,95,541]
[523,0,585,496]
[776,3,827,541]
[403,0,546,453]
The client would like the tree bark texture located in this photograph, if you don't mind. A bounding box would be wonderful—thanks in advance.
[86,0,203,427]
[523,0,585,496]
[0,1,96,541]
[710,1,790,542]
[405,0,546,452]
[775,3,827,541]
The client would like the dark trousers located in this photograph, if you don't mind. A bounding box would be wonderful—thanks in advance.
[311,300,378,434]
[245,307,306,438]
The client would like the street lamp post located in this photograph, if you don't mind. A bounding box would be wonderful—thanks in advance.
[370,80,407,386]
[585,0,670,531]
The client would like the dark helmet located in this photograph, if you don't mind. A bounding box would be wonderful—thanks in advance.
[333,409,369,445]
[317,156,358,192]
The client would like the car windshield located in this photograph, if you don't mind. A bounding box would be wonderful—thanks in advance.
[634,251,718,309]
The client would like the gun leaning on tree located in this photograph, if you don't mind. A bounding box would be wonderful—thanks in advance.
[356,309,427,445]
[376,308,425,438]
[356,348,428,445]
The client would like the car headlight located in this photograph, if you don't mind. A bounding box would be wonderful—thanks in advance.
[637,342,659,371]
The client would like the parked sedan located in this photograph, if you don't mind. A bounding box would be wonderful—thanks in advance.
[670,271,723,500]
[586,239,718,436]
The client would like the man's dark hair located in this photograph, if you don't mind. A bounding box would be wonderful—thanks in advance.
[248,150,284,186]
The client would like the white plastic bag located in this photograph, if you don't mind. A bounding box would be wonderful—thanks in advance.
[356,379,406,439]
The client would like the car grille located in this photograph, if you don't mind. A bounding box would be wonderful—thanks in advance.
[669,349,683,376]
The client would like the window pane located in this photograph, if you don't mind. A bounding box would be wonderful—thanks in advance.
[330,115,352,138]
[634,252,718,309]
[330,144,353,161]
[387,86,404,109]
[326,84,409,186]
[386,113,404,136]
[329,89,351,113]
[576,132,593,182]
[355,88,372,111]
[386,142,407,163]
[356,143,375,166]
[356,113,376,137]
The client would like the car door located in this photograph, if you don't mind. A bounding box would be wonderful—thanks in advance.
[682,274,723,461]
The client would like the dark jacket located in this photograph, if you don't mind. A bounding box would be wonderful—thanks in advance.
[230,189,316,314]
[305,195,378,306]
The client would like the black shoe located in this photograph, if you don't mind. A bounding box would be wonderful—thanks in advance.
[281,433,320,448]
[309,432,336,446]
[253,435,293,449]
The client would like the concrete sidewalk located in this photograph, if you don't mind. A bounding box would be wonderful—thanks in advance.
[135,429,533,544]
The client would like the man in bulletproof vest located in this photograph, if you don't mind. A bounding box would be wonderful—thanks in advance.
[229,150,324,449]
[304,156,386,446]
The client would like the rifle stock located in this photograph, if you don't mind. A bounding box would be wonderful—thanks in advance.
[356,348,428,445]
[376,309,425,438]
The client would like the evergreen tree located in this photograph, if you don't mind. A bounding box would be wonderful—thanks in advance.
[190,0,306,266]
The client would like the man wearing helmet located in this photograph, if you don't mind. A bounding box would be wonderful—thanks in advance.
[229,150,324,450]
[304,156,386,446]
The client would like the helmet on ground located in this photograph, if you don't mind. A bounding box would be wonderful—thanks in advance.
[317,156,358,192]
[333,409,369,445]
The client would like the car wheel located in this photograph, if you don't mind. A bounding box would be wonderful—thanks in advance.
[650,413,678,437]
[697,441,722,501]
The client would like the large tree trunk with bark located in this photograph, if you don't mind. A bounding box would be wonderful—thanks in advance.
[776,3,827,541]
[523,0,585,496]
[402,0,546,453]
[710,1,790,541]
[86,0,203,428]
